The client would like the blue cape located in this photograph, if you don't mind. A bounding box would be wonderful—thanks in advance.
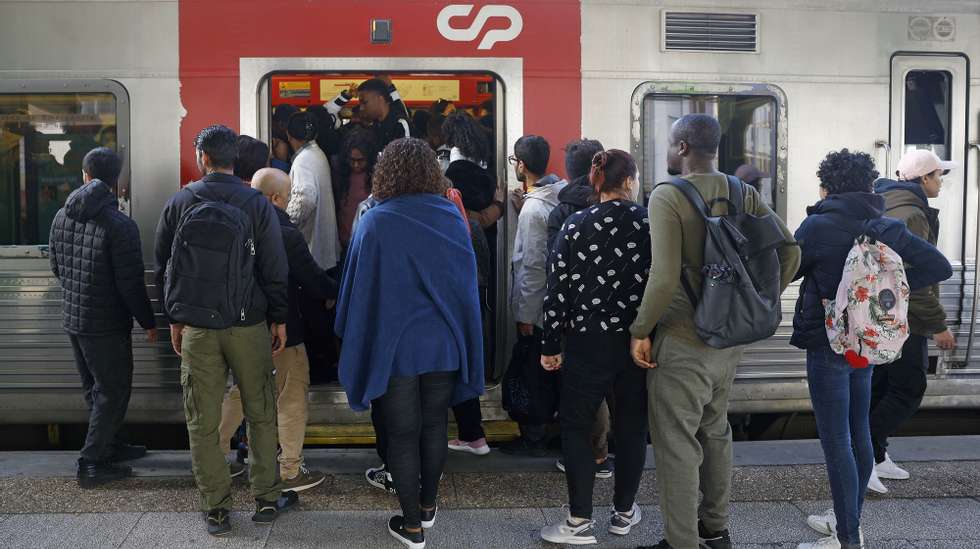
[335,193,485,411]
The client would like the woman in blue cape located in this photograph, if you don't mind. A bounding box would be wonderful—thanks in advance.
[335,137,484,549]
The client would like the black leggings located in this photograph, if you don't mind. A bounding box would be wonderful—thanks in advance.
[870,334,928,463]
[560,331,648,519]
[377,371,458,527]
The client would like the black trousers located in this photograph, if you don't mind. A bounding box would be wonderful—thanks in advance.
[452,397,486,442]
[301,298,339,385]
[372,397,388,464]
[560,331,648,519]
[69,332,135,462]
[377,371,458,528]
[870,334,928,463]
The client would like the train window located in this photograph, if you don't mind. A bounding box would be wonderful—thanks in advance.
[0,91,118,246]
[641,94,777,208]
[904,70,952,159]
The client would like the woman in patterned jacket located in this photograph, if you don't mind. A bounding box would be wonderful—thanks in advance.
[538,149,652,545]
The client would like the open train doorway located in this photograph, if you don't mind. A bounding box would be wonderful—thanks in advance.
[240,59,522,424]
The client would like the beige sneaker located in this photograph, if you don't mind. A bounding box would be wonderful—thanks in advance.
[281,465,326,492]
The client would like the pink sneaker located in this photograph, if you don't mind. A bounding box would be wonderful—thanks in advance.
[448,438,490,456]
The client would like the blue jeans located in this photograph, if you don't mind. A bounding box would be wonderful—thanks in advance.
[806,346,874,545]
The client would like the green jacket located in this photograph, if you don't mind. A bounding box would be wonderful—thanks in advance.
[876,179,947,336]
[629,172,801,347]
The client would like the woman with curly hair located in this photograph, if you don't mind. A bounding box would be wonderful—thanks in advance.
[335,137,484,549]
[792,149,950,549]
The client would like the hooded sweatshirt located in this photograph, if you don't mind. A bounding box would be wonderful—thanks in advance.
[874,178,947,336]
[790,191,952,349]
[49,179,155,336]
[546,173,594,250]
[511,174,567,326]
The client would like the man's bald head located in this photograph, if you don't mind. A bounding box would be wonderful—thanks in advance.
[669,114,721,156]
[251,167,291,210]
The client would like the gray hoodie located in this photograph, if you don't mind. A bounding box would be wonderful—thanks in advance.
[511,174,567,327]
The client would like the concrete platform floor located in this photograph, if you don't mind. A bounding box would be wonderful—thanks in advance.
[0,436,978,547]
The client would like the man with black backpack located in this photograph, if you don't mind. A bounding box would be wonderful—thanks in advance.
[154,125,295,537]
[629,115,800,549]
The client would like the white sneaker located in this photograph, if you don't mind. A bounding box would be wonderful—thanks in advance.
[806,508,836,536]
[875,453,910,480]
[798,534,841,549]
[867,468,889,494]
[540,509,597,545]
[448,438,491,456]
[608,503,642,535]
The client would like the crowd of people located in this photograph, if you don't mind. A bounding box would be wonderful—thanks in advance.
[46,75,958,549]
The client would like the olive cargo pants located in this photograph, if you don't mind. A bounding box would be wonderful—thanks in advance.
[180,323,280,510]
[647,331,742,549]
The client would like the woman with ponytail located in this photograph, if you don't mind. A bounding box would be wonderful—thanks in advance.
[538,149,652,545]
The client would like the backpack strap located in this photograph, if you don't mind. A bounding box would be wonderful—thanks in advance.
[725,175,744,216]
[655,177,710,307]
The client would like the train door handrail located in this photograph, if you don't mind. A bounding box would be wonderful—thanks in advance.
[964,141,980,368]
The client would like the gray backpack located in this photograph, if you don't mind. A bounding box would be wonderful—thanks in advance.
[662,176,786,349]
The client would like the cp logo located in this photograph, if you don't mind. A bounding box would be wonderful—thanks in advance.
[437,4,524,50]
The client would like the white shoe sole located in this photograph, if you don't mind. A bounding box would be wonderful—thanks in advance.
[388,524,425,549]
[540,531,597,545]
[282,474,326,493]
[448,443,490,456]
[875,467,910,480]
[421,510,436,529]
[806,516,835,536]
[608,506,641,536]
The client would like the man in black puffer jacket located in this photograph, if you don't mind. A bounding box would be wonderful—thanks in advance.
[547,139,604,250]
[49,147,157,488]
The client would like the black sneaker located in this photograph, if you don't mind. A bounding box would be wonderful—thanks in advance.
[637,540,672,549]
[77,458,132,488]
[498,436,547,457]
[366,464,396,494]
[420,505,437,529]
[555,457,615,479]
[107,442,147,462]
[388,515,425,549]
[204,508,231,536]
[229,460,246,479]
[698,520,732,549]
[252,491,298,525]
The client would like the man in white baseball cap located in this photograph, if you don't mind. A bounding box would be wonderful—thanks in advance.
[868,148,958,493]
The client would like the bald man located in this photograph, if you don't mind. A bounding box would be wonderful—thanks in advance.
[218,167,337,493]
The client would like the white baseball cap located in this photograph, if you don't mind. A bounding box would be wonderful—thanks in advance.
[896,149,958,180]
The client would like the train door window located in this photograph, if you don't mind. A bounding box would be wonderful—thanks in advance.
[0,85,122,246]
[638,90,782,213]
[903,70,952,159]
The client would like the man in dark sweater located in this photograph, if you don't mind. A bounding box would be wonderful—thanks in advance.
[49,147,157,487]
[218,167,338,493]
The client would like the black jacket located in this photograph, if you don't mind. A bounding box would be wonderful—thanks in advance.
[374,107,412,150]
[446,159,495,213]
[547,174,593,250]
[154,173,289,326]
[49,180,155,335]
[277,207,338,347]
[790,192,952,349]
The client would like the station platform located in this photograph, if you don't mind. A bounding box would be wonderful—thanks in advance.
[1,436,979,548]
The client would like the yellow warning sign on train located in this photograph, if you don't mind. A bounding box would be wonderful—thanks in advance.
[279,81,311,99]
[319,79,460,102]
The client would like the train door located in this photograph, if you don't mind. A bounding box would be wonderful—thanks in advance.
[240,57,522,421]
[887,53,975,378]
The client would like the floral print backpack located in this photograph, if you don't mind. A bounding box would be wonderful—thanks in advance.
[824,235,911,368]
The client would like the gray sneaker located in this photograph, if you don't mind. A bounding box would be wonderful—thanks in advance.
[281,466,326,493]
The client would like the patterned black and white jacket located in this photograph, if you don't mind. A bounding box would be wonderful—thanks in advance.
[541,199,650,355]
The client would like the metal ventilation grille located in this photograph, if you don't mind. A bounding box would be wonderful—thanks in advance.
[663,12,758,52]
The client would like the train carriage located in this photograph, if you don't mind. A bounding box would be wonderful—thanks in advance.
[1,0,978,426]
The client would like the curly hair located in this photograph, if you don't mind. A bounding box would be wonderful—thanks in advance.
[372,138,448,200]
[816,148,879,195]
[442,111,489,164]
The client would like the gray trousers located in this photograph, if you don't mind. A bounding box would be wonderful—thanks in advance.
[647,331,742,549]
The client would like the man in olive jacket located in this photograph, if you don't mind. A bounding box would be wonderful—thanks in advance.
[629,115,800,549]
[869,149,957,486]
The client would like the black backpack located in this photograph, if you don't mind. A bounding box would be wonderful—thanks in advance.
[662,175,786,349]
[164,182,258,329]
